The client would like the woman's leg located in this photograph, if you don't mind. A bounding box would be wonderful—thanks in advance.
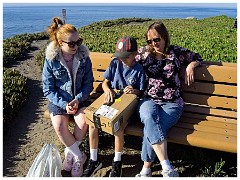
[152,102,183,160]
[152,102,183,177]
[137,98,159,162]
[135,99,158,177]
[73,107,88,142]
[50,114,75,146]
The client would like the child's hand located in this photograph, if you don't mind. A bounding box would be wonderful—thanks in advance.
[123,85,134,94]
[104,89,115,104]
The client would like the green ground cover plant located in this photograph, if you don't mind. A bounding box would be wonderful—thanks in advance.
[79,15,236,62]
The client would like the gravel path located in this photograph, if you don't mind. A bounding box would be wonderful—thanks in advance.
[3,40,62,177]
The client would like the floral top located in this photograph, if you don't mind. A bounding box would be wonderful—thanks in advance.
[135,45,203,106]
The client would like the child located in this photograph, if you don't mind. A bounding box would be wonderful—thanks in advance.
[82,36,145,177]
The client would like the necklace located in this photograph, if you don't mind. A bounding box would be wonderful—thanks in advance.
[155,50,167,57]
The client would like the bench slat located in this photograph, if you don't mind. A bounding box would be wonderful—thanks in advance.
[179,117,237,130]
[182,113,237,124]
[203,61,237,67]
[183,105,237,119]
[175,122,237,136]
[180,65,237,83]
[181,82,237,97]
[90,52,112,70]
[182,93,237,110]
[93,71,105,81]
[168,127,237,153]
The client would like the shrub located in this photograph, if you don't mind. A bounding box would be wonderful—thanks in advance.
[3,68,28,123]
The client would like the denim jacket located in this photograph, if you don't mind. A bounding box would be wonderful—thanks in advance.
[42,41,94,110]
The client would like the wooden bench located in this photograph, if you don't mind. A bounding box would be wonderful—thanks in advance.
[44,52,237,154]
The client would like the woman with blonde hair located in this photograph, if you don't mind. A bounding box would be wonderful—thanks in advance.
[42,17,93,177]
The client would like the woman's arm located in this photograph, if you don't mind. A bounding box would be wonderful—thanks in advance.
[173,45,203,86]
[75,57,94,103]
[42,59,68,109]
[185,61,200,86]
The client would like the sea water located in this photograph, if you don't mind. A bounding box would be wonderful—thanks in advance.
[3,3,237,39]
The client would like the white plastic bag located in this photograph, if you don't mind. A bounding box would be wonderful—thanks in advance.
[26,144,62,177]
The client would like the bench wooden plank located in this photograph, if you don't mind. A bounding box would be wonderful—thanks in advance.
[93,71,105,81]
[182,113,237,124]
[90,52,112,70]
[181,65,237,83]
[183,105,237,119]
[175,122,237,136]
[181,82,237,97]
[182,93,237,110]
[168,127,237,153]
[180,117,237,130]
[203,61,237,67]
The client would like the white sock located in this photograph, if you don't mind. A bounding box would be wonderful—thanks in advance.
[141,167,151,175]
[160,159,172,170]
[113,151,122,162]
[67,141,82,160]
[64,147,70,156]
[90,149,98,161]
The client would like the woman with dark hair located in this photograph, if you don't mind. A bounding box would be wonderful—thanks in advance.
[135,21,203,177]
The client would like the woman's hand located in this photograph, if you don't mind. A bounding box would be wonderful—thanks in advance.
[66,99,79,114]
[185,61,200,86]
[185,64,194,86]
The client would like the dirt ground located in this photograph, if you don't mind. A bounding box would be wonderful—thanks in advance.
[3,40,163,177]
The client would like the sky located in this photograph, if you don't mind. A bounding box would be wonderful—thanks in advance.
[2,2,238,8]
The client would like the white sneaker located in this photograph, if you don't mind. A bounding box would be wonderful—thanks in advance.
[71,152,87,177]
[62,149,73,171]
[135,170,152,177]
[161,169,179,177]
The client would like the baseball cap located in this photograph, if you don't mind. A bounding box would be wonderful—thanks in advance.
[112,36,138,58]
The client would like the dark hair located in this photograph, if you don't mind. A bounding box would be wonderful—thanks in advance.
[47,17,77,47]
[145,21,170,54]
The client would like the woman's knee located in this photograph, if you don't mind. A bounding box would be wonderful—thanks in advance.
[138,99,157,120]
[51,115,69,135]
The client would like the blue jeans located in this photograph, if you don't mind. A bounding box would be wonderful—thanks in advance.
[136,98,183,162]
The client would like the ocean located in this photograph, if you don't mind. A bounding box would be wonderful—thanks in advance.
[3,3,237,39]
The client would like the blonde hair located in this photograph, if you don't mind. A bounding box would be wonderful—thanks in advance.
[47,17,77,47]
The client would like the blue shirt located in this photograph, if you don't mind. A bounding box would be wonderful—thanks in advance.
[103,58,145,91]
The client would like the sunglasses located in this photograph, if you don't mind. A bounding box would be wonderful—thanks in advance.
[62,38,83,48]
[146,37,161,44]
